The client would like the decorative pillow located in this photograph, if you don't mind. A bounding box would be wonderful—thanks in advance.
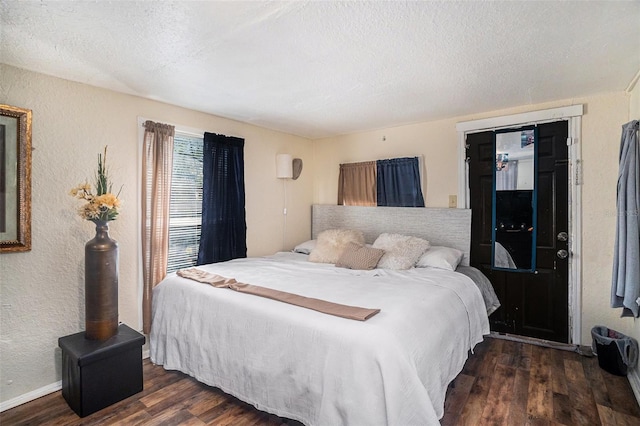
[372,233,430,270]
[416,246,464,271]
[309,229,365,264]
[336,242,385,270]
[293,239,316,255]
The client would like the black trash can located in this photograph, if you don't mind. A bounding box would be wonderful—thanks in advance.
[591,325,638,376]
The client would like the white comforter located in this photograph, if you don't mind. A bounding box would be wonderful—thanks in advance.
[150,252,489,426]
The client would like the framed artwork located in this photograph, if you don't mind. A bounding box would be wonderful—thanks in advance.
[0,104,32,252]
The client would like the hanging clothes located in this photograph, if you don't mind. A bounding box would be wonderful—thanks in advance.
[495,160,519,191]
[612,120,640,317]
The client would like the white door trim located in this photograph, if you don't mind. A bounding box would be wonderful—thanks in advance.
[456,104,584,345]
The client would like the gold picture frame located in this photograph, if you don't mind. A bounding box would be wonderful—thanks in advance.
[0,104,32,252]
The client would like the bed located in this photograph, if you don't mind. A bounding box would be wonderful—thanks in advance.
[150,205,494,425]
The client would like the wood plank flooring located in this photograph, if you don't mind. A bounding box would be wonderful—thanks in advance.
[2,337,639,425]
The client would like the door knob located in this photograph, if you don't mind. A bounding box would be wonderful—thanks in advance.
[557,249,569,259]
[557,232,568,242]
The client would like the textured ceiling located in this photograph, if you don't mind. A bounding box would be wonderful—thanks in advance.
[1,1,639,139]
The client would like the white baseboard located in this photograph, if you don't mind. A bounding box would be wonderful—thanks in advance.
[628,366,640,406]
[0,381,62,413]
[1,352,151,413]
[3,354,634,413]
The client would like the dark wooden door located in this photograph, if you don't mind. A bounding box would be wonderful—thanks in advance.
[468,121,569,343]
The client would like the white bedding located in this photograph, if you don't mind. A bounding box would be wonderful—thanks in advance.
[150,252,490,426]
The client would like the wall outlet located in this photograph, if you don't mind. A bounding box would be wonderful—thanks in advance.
[448,195,457,208]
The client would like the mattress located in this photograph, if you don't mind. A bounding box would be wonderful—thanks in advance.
[150,252,490,425]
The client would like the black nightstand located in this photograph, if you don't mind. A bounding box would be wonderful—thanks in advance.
[58,323,145,417]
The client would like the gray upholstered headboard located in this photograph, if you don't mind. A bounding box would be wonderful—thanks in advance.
[311,205,472,266]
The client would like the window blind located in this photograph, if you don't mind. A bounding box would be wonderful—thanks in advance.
[166,132,203,273]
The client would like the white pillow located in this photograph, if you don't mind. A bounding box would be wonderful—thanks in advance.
[309,229,365,264]
[416,246,464,271]
[372,233,430,270]
[293,239,316,254]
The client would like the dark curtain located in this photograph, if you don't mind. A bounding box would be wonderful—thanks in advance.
[376,157,425,207]
[197,132,247,265]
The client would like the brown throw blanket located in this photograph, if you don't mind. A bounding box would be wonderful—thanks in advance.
[177,267,380,321]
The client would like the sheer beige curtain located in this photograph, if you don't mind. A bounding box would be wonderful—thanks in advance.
[337,161,377,206]
[141,120,175,334]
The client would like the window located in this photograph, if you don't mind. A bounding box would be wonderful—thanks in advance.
[338,156,425,207]
[166,132,203,273]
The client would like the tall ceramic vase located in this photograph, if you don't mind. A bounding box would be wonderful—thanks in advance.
[85,220,119,340]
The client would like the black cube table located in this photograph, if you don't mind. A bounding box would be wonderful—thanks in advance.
[58,323,145,417]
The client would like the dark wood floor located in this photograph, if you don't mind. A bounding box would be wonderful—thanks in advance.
[2,337,639,425]
[443,337,640,425]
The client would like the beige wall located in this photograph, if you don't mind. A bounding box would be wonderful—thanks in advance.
[632,81,640,119]
[312,119,459,207]
[628,81,640,346]
[0,64,313,403]
[579,92,635,344]
[2,61,638,406]
[313,92,635,346]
